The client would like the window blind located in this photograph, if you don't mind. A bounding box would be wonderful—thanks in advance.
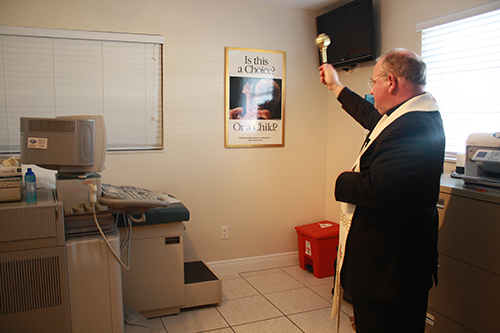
[0,26,164,155]
[419,7,500,155]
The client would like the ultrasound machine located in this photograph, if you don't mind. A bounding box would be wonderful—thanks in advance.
[0,115,220,332]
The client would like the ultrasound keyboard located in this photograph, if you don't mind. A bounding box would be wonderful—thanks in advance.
[100,183,169,216]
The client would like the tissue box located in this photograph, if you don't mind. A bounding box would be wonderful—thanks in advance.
[295,221,339,278]
[0,166,22,178]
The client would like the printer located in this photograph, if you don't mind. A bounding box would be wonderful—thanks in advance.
[463,132,500,190]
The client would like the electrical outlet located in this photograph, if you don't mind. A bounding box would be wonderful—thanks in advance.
[221,226,229,240]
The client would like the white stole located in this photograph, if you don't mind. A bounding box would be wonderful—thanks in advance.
[331,93,439,331]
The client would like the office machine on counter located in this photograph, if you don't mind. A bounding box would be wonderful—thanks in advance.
[463,132,500,191]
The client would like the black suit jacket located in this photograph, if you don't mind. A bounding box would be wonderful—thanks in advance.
[335,88,445,302]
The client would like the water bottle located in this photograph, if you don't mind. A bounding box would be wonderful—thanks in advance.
[24,168,37,203]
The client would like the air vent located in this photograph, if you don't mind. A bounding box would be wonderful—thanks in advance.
[0,256,62,315]
[28,119,76,133]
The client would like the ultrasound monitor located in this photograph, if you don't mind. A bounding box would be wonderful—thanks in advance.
[20,115,107,176]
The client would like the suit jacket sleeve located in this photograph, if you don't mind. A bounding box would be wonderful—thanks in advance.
[337,87,382,131]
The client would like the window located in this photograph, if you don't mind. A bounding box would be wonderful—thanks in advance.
[418,2,500,156]
[0,26,163,155]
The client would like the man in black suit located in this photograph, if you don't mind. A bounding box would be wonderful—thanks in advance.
[319,49,445,332]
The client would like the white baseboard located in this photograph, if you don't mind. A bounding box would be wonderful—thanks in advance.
[206,251,299,278]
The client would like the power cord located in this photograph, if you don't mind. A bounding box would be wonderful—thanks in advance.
[89,184,131,270]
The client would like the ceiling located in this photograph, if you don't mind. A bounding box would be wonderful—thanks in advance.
[236,0,344,12]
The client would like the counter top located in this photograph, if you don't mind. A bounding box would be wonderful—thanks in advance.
[440,173,500,204]
[0,188,57,208]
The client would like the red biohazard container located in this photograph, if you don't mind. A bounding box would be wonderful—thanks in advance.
[295,221,340,278]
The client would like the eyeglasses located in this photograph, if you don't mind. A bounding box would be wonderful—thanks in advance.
[367,75,387,88]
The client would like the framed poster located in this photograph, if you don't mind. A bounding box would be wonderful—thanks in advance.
[225,47,285,147]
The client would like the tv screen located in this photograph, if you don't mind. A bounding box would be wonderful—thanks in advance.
[316,0,375,68]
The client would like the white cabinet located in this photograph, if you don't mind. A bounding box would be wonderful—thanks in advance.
[0,190,71,332]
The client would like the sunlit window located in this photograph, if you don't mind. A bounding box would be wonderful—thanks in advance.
[420,8,500,156]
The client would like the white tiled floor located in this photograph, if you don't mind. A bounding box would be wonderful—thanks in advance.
[147,265,356,333]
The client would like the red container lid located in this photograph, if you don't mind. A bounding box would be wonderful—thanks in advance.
[295,221,339,239]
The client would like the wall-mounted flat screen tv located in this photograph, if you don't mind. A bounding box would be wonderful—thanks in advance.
[316,0,376,68]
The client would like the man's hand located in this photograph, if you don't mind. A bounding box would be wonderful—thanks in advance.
[319,63,345,96]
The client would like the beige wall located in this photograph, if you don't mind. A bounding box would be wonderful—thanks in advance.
[1,0,493,263]
[0,0,328,262]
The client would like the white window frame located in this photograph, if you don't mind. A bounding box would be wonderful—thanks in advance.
[0,26,164,155]
[417,1,500,160]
